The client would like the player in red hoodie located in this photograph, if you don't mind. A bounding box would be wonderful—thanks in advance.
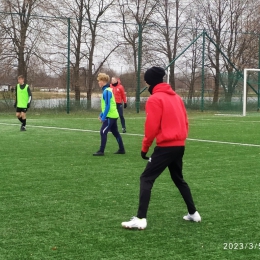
[121,67,201,230]
[111,77,127,133]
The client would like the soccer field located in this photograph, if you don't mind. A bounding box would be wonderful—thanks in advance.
[1,111,260,259]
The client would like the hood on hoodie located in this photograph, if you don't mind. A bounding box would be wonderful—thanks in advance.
[151,82,176,96]
[111,77,121,87]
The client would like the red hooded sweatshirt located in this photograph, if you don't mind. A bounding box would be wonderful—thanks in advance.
[142,82,188,153]
[110,79,127,104]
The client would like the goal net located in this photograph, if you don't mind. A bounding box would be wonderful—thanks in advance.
[243,69,260,116]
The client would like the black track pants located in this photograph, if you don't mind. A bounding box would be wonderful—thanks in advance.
[116,103,126,129]
[137,146,197,219]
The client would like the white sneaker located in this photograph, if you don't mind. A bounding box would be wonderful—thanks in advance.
[183,211,201,222]
[121,216,147,230]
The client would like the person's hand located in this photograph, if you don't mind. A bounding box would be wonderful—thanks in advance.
[141,151,149,160]
[27,103,30,109]
[99,116,105,123]
[124,103,127,109]
[13,103,16,108]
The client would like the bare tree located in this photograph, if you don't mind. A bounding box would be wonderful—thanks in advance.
[83,0,122,108]
[0,27,12,83]
[149,0,183,90]
[70,0,85,101]
[117,0,159,82]
[236,0,260,68]
[220,0,257,102]
[194,0,229,104]
[44,0,86,100]
[178,13,204,104]
[195,0,260,103]
[47,0,121,106]
[0,0,49,81]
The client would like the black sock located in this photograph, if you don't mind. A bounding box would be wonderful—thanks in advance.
[18,117,23,123]
[22,119,26,127]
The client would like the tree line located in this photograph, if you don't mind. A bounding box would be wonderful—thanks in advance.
[0,0,259,105]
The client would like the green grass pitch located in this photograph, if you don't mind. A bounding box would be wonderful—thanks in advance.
[1,110,260,259]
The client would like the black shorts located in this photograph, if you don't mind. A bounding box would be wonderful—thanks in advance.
[16,107,27,113]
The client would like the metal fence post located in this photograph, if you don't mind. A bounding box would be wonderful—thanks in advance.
[136,23,142,113]
[67,18,71,114]
[201,30,206,112]
[258,35,260,111]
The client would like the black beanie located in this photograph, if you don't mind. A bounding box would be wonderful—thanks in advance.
[144,67,165,94]
[144,67,165,86]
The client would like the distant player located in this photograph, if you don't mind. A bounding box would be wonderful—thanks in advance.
[14,75,32,131]
[111,77,127,133]
[121,67,201,230]
[93,73,125,156]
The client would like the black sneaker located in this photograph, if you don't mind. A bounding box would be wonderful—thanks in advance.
[20,126,26,131]
[93,151,104,156]
[114,150,125,154]
[122,128,126,133]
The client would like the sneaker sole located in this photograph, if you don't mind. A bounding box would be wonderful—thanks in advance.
[183,217,201,222]
[122,225,146,230]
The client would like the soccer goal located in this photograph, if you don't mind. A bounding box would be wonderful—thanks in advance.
[243,68,260,116]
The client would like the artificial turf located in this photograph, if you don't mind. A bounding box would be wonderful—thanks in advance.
[0,110,260,259]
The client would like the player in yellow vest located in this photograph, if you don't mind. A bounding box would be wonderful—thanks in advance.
[14,75,32,131]
[93,73,125,156]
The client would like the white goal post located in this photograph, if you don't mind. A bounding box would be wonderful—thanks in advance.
[243,68,260,116]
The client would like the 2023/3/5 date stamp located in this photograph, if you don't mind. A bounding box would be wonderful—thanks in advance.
[224,243,260,250]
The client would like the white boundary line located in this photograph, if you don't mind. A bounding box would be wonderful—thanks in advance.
[214,114,243,117]
[1,122,260,147]
[0,123,143,136]
[187,138,260,147]
[195,118,260,123]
